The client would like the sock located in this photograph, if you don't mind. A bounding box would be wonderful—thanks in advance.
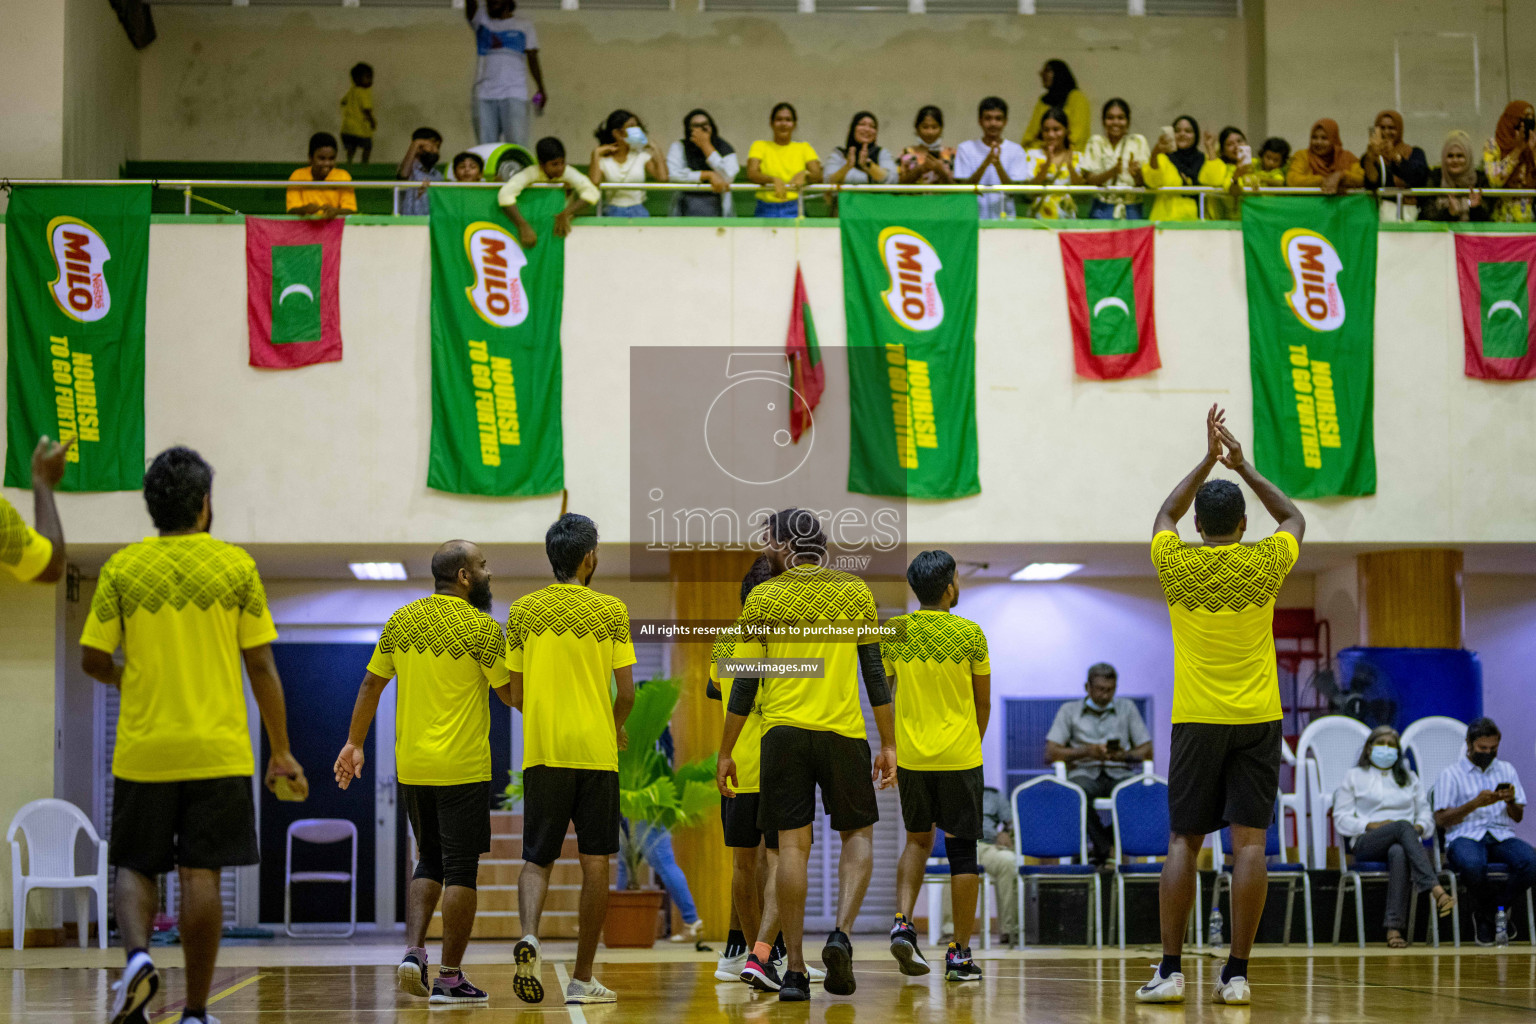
[1221,956,1248,983]
[1159,954,1182,978]
[753,941,773,962]
[725,929,747,958]
[439,966,461,977]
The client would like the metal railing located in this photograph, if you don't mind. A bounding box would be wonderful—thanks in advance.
[4,177,1534,220]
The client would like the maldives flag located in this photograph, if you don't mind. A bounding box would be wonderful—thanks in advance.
[1457,234,1536,380]
[786,263,823,442]
[1059,226,1160,380]
[246,217,343,368]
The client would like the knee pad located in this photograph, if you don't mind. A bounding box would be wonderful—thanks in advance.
[442,852,481,890]
[945,836,980,876]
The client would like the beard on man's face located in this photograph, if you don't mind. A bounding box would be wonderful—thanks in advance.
[468,575,494,613]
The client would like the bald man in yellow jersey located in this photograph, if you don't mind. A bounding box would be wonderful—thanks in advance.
[0,436,72,584]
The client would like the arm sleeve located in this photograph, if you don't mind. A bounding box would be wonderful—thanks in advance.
[504,604,525,672]
[1513,769,1528,806]
[285,169,307,212]
[565,168,601,206]
[0,497,51,582]
[726,676,760,716]
[667,142,700,183]
[1413,776,1435,836]
[823,148,847,176]
[80,561,123,653]
[237,562,279,649]
[482,622,511,687]
[1141,154,1173,189]
[1286,152,1323,187]
[609,601,638,670]
[497,165,536,205]
[953,144,979,179]
[365,617,396,679]
[1044,704,1073,746]
[339,187,358,212]
[969,625,991,675]
[1332,773,1366,837]
[1066,91,1091,150]
[524,21,539,50]
[857,643,891,707]
[715,150,740,181]
[1199,159,1233,187]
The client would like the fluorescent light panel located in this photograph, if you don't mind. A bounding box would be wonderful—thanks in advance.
[349,562,407,581]
[1010,562,1083,582]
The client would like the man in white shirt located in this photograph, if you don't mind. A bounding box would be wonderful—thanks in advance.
[1433,717,1536,945]
[466,0,546,148]
[953,97,1030,221]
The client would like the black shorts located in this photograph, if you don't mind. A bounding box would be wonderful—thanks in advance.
[896,766,984,839]
[758,725,879,833]
[339,132,372,151]
[721,793,778,850]
[522,765,620,866]
[109,776,258,876]
[1168,721,1283,835]
[401,781,492,889]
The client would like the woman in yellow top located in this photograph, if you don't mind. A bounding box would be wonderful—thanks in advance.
[746,102,822,219]
[1022,107,1083,220]
[1021,59,1090,152]
[1204,126,1255,221]
[1285,119,1363,194]
[1139,115,1226,222]
[1483,100,1536,223]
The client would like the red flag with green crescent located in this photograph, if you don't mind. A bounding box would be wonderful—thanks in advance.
[786,263,823,443]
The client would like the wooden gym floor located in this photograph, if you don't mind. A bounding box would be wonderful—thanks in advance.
[6,939,1536,1023]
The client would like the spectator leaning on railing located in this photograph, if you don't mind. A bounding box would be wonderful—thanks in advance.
[1251,137,1290,188]
[1361,110,1428,221]
[1418,131,1490,223]
[589,109,666,219]
[1140,115,1225,222]
[746,102,821,219]
[954,96,1030,221]
[1484,100,1536,224]
[1204,126,1252,222]
[824,111,897,215]
[395,127,444,217]
[1286,119,1363,195]
[667,108,739,218]
[1079,98,1148,220]
[497,137,598,248]
[287,132,357,218]
[898,106,955,186]
[1021,107,1082,221]
[1021,59,1089,152]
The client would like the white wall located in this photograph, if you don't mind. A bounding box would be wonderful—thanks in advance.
[3,223,1535,550]
[63,0,142,178]
[0,0,67,180]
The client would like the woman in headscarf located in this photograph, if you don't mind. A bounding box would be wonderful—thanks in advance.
[1286,118,1363,194]
[1418,130,1490,223]
[1021,59,1090,151]
[666,108,740,217]
[1360,109,1428,220]
[1483,100,1536,223]
[824,111,896,215]
[1140,114,1226,221]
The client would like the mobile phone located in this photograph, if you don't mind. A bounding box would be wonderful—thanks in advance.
[1106,738,1123,753]
[1237,144,1252,164]
[1497,782,1514,795]
[1159,126,1175,144]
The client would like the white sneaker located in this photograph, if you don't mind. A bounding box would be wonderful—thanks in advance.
[565,976,617,1004]
[512,934,543,1004]
[1213,975,1251,1005]
[715,952,749,983]
[1135,967,1185,1003]
[775,955,826,982]
[110,950,159,1024]
[670,919,706,943]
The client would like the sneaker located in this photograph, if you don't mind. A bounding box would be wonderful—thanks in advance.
[944,944,983,982]
[741,953,782,992]
[670,918,706,943]
[1135,967,1186,1003]
[397,947,430,998]
[513,934,544,1004]
[565,977,617,1004]
[429,972,489,1004]
[774,955,825,982]
[1475,913,1495,947]
[888,917,929,977]
[715,952,749,983]
[778,970,811,1002]
[821,929,857,996]
[110,951,160,1024]
[1212,975,1251,1005]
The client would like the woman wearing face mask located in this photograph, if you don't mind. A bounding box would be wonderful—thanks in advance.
[1419,130,1490,223]
[1141,115,1226,222]
[1286,118,1364,194]
[1483,101,1536,223]
[1360,110,1429,221]
[588,109,666,218]
[1021,59,1089,151]
[899,105,955,186]
[1080,98,1148,220]
[1334,726,1454,947]
[667,108,740,217]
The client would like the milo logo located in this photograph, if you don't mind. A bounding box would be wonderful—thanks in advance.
[878,226,944,332]
[47,216,112,323]
[1281,228,1345,332]
[463,220,529,328]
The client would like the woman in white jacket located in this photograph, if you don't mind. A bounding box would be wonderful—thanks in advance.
[1334,725,1456,946]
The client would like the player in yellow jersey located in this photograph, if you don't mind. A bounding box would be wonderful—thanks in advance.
[506,514,635,1006]
[80,448,306,1024]
[1137,407,1303,1008]
[883,550,990,983]
[0,436,72,583]
[333,540,513,1005]
[718,508,897,1002]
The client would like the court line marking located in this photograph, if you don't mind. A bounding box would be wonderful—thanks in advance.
[149,970,265,1022]
[1313,969,1536,1011]
[551,961,585,1024]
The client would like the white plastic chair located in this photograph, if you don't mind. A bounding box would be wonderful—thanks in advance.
[7,799,107,950]
[1211,796,1314,948]
[1295,716,1371,869]
[1403,717,1468,798]
[284,818,357,938]
[920,832,992,951]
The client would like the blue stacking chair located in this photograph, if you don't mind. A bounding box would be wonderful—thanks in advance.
[919,831,994,950]
[1109,774,1200,950]
[1212,798,1314,948]
[1010,776,1102,948]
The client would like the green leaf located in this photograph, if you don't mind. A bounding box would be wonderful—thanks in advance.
[674,778,720,828]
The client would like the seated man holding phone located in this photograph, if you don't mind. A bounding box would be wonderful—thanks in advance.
[1434,716,1536,945]
[1044,663,1153,863]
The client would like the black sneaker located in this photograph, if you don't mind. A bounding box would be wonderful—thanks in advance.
[1475,913,1496,947]
[741,953,782,993]
[429,971,489,1004]
[396,947,430,998]
[779,970,811,1002]
[821,929,857,996]
[888,916,929,977]
[944,943,982,982]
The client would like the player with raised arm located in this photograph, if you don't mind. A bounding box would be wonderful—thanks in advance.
[1,436,73,584]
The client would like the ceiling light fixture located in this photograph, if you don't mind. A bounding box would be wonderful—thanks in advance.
[349,562,407,581]
[1009,562,1083,582]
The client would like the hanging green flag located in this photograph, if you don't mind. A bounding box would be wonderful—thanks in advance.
[1242,195,1376,498]
[5,185,149,491]
[427,187,564,496]
[841,193,980,499]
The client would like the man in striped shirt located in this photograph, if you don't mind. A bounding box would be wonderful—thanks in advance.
[1433,716,1536,945]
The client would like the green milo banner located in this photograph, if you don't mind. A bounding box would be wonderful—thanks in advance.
[841,193,980,499]
[1242,195,1377,498]
[5,185,148,491]
[427,187,564,496]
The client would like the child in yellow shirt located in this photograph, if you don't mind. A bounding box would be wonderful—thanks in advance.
[340,63,376,163]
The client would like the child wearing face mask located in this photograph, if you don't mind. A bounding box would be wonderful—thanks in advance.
[396,127,446,217]
[1333,726,1453,947]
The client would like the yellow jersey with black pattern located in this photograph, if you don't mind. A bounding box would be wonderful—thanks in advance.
[0,495,51,582]
[882,610,990,771]
[712,627,766,794]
